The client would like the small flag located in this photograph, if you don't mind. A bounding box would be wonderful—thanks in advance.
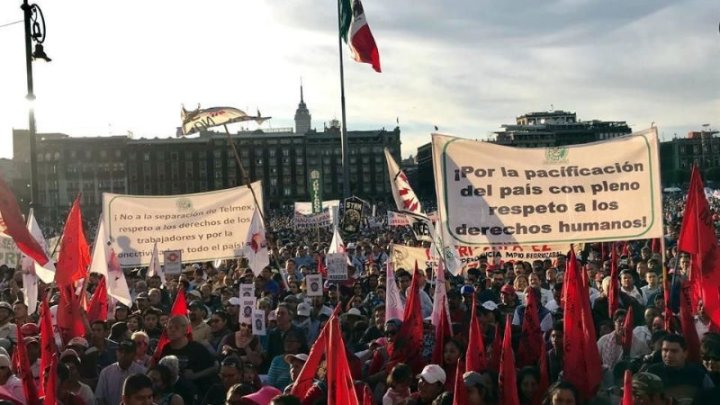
[55,196,90,286]
[89,216,132,307]
[339,0,381,72]
[243,209,269,276]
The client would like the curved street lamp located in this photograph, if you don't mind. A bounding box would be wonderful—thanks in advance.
[21,0,50,211]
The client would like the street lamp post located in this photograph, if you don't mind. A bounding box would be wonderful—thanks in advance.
[21,0,50,211]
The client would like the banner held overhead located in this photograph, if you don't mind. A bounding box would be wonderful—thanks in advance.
[432,128,663,245]
[103,182,262,267]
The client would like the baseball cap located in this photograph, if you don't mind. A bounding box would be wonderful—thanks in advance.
[117,340,137,353]
[241,386,282,405]
[481,301,498,311]
[60,348,81,362]
[319,306,334,319]
[0,302,13,313]
[136,292,149,300]
[188,300,205,310]
[296,303,311,317]
[227,297,242,306]
[284,353,309,364]
[631,372,664,396]
[500,285,516,295]
[417,364,446,385]
[460,285,475,295]
[67,337,89,349]
[463,371,492,390]
[187,290,202,299]
[20,323,39,337]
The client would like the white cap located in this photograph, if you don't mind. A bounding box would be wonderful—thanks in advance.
[346,308,363,317]
[284,353,309,364]
[297,303,311,317]
[417,364,446,384]
[482,301,498,311]
[228,297,242,306]
[319,306,334,318]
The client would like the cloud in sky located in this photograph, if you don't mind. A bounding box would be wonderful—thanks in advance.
[0,0,717,160]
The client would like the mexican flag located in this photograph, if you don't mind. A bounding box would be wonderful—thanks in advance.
[339,0,381,72]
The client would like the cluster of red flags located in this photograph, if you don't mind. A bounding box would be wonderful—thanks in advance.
[465,294,487,373]
[677,166,720,331]
[87,276,109,324]
[517,287,543,367]
[388,262,424,373]
[0,176,49,266]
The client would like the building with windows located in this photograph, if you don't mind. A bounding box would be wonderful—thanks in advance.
[493,110,631,147]
[660,129,720,184]
[11,87,401,227]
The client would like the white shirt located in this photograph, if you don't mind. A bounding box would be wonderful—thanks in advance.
[1,375,26,404]
[633,325,652,347]
[597,332,650,370]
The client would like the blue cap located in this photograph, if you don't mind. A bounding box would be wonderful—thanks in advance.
[460,285,475,295]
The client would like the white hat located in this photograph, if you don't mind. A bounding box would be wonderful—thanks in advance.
[228,297,242,306]
[297,303,311,317]
[347,243,357,249]
[346,308,363,317]
[417,364,446,384]
[284,353,309,364]
[319,306,334,318]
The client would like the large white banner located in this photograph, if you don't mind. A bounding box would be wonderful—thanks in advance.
[293,200,340,228]
[103,183,262,267]
[432,128,663,246]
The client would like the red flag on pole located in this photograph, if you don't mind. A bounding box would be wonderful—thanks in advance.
[680,282,702,363]
[56,284,86,345]
[14,324,39,405]
[361,384,373,405]
[389,261,425,373]
[534,344,549,405]
[291,304,341,399]
[662,263,673,332]
[327,316,359,405]
[608,243,620,317]
[488,323,502,373]
[517,288,543,367]
[621,306,634,355]
[38,295,56,399]
[677,166,720,330]
[317,255,327,278]
[498,315,519,405]
[621,370,634,405]
[55,196,90,286]
[431,296,451,365]
[43,354,58,405]
[87,276,108,323]
[451,360,467,405]
[651,238,661,254]
[152,288,191,364]
[466,294,487,372]
[563,247,603,401]
[0,176,49,266]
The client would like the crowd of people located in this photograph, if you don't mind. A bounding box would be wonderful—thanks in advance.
[0,191,718,405]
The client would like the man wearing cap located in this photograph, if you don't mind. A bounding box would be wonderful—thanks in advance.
[407,364,446,404]
[293,302,319,344]
[284,353,309,392]
[95,340,146,405]
[0,302,16,346]
[497,284,518,318]
[188,300,211,344]
[628,372,676,405]
[512,287,554,333]
[295,246,313,270]
[59,349,96,405]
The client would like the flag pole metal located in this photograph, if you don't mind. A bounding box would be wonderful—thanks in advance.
[337,0,351,199]
[222,124,265,221]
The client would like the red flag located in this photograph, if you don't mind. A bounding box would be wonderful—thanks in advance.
[327,316,359,405]
[534,344,549,405]
[451,360,467,405]
[43,354,58,405]
[291,305,341,399]
[563,247,603,401]
[488,323,502,373]
[87,276,108,323]
[517,288,543,367]
[56,284,86,345]
[55,196,90,286]
[431,296,451,365]
[622,241,630,258]
[0,176,49,266]
[651,238,661,254]
[621,370,634,405]
[152,288,191,364]
[389,261,425,373]
[621,306,634,355]
[39,295,56,398]
[498,315,519,405]
[317,255,327,278]
[14,324,39,405]
[361,384,373,405]
[680,283,702,363]
[608,243,620,317]
[677,166,720,329]
[662,263,673,332]
[466,294,487,373]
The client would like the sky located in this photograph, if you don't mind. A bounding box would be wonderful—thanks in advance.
[0,0,718,160]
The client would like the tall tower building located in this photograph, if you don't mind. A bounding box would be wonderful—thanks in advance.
[294,82,312,135]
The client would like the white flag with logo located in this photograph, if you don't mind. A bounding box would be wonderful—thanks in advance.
[21,209,55,284]
[385,261,405,322]
[431,261,451,329]
[89,216,132,306]
[243,208,269,276]
[147,242,166,286]
[385,148,423,215]
[328,225,345,254]
[20,209,55,315]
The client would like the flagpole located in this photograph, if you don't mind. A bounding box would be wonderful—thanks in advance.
[223,124,265,220]
[337,0,351,198]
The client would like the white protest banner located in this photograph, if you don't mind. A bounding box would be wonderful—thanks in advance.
[387,211,410,227]
[294,209,333,228]
[241,297,256,324]
[305,274,323,297]
[326,253,348,281]
[240,283,255,298]
[0,236,20,267]
[432,128,663,245]
[252,309,266,336]
[391,243,573,272]
[294,200,341,215]
[163,250,183,275]
[103,182,261,267]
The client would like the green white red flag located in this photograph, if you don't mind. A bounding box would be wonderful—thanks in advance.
[339,0,381,72]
